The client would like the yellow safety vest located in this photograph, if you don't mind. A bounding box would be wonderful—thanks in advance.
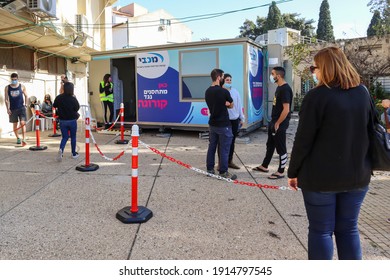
[100,81,114,102]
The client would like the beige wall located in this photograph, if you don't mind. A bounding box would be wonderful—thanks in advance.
[112,7,192,49]
[88,59,111,123]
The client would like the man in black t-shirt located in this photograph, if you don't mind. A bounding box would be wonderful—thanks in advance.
[205,68,237,180]
[252,66,292,179]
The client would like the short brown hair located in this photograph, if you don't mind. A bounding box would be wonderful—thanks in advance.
[314,47,361,89]
[210,68,224,82]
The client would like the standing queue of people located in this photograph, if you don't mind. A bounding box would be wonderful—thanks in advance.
[3,48,389,260]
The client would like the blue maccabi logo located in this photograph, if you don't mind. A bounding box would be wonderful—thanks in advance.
[249,48,257,61]
[138,52,164,64]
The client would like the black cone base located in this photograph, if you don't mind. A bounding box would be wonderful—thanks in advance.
[116,206,153,224]
[48,133,61,137]
[29,146,48,151]
[115,139,129,144]
[76,163,99,172]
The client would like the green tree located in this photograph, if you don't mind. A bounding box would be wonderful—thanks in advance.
[264,1,284,31]
[282,13,316,37]
[316,0,335,42]
[239,17,267,40]
[239,13,315,39]
[367,0,390,35]
[367,10,384,36]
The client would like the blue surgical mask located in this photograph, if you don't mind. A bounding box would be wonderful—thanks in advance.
[269,75,276,84]
[225,83,232,89]
[11,79,18,85]
[312,73,319,84]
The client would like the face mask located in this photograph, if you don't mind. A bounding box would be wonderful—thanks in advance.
[225,83,232,89]
[312,73,319,84]
[269,75,277,84]
[11,80,18,85]
[219,78,225,87]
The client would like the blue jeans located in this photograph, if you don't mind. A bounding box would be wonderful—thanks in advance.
[59,119,78,155]
[206,125,233,173]
[302,186,368,260]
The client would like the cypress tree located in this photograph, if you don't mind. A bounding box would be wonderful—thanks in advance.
[367,10,383,36]
[316,0,335,42]
[265,1,284,32]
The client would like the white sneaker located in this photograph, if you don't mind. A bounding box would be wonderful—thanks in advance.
[56,149,63,162]
[72,152,79,159]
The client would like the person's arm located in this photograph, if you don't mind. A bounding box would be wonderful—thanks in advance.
[225,90,234,109]
[99,83,104,93]
[73,96,80,112]
[225,101,234,109]
[22,85,28,107]
[237,93,245,123]
[53,96,59,109]
[104,83,113,95]
[274,103,290,131]
[287,92,320,180]
[4,86,11,115]
[59,81,64,94]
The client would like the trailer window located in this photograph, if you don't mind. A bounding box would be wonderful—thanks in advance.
[180,49,218,100]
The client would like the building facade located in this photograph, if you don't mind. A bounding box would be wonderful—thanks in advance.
[112,2,192,49]
[0,0,114,134]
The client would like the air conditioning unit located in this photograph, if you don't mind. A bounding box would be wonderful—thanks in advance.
[75,14,89,34]
[2,0,27,13]
[27,0,56,18]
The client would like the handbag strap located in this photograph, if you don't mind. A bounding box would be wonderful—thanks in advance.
[362,85,380,125]
[384,107,390,130]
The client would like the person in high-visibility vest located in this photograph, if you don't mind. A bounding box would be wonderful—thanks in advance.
[99,73,114,128]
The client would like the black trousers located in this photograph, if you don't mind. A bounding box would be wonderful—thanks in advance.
[262,122,288,173]
[228,118,240,162]
[103,101,114,123]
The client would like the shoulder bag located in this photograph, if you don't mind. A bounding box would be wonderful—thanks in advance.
[366,90,390,171]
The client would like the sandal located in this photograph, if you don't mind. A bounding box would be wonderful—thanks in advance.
[268,173,285,180]
[252,166,269,173]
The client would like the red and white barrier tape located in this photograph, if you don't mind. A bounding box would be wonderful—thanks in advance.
[95,113,121,131]
[37,112,55,121]
[1,116,35,136]
[89,128,131,161]
[138,140,298,191]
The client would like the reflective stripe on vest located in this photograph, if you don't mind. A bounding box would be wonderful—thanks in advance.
[100,81,114,102]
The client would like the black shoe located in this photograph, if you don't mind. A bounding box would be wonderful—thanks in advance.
[207,169,215,177]
[219,171,237,180]
[228,162,240,169]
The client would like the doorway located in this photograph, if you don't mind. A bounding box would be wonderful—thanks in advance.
[112,57,136,122]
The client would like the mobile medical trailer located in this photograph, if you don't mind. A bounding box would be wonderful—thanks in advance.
[88,38,264,132]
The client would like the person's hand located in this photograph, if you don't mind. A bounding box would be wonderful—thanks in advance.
[274,122,280,132]
[225,101,231,107]
[382,99,390,108]
[7,108,11,115]
[288,178,298,191]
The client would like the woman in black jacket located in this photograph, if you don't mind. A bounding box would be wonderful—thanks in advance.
[53,82,80,162]
[288,47,372,260]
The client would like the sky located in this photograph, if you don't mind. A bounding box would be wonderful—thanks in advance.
[115,0,374,41]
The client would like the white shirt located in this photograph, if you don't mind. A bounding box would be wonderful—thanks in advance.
[227,87,245,122]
